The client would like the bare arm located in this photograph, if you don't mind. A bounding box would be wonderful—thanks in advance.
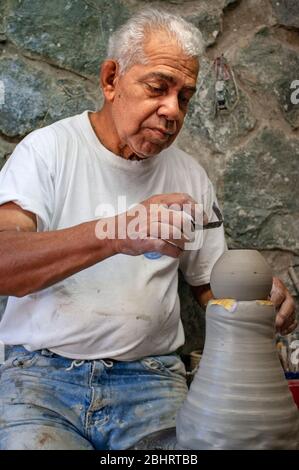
[0,192,201,298]
[0,202,117,297]
[191,283,213,310]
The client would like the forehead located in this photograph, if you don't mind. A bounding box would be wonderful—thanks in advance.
[129,30,199,87]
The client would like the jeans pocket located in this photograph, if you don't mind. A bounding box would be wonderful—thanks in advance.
[4,351,40,371]
[141,355,186,379]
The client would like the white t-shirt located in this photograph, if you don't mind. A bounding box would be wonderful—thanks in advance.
[0,110,226,360]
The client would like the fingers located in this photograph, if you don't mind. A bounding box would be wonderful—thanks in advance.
[147,193,207,227]
[270,277,286,307]
[149,192,197,208]
[167,201,208,227]
[270,288,286,308]
[126,193,208,257]
[144,238,182,259]
[280,320,298,337]
[275,296,296,334]
[154,207,195,242]
[280,311,297,330]
[270,277,297,335]
[275,295,295,328]
[148,221,190,250]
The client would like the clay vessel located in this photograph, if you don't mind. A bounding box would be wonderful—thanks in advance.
[176,250,299,449]
[210,249,273,300]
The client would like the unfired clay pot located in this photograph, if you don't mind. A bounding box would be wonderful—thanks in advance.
[210,249,273,300]
[176,250,299,450]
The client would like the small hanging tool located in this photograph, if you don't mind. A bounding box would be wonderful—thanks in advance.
[213,54,239,117]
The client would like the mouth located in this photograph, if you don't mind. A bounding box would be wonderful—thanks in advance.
[148,128,174,140]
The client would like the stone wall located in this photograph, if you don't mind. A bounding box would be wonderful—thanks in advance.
[0,0,298,353]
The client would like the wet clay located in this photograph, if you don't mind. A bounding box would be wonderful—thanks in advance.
[210,249,273,301]
[176,250,299,450]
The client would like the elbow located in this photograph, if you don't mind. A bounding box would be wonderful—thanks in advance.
[0,283,34,298]
[14,290,28,298]
[0,288,27,298]
[14,286,36,298]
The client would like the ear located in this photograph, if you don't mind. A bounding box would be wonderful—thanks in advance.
[99,60,120,102]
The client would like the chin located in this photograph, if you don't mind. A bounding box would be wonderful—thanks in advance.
[132,149,152,159]
[136,141,168,159]
[135,151,158,160]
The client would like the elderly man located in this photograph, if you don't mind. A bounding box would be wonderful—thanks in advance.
[0,8,296,450]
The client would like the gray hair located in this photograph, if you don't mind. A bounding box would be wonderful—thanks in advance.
[107,8,204,75]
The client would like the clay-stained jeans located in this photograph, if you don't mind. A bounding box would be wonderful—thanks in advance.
[0,346,187,450]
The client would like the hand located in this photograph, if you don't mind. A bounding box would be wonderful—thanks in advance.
[111,193,207,258]
[270,277,297,335]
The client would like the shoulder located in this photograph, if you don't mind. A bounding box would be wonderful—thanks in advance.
[14,112,85,170]
[23,112,82,151]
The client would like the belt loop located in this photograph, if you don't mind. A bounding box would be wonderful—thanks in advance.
[101,359,114,368]
[66,359,85,371]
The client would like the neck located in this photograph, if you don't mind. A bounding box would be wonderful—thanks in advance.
[88,107,143,161]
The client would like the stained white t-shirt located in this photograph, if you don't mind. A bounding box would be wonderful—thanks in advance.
[0,110,226,360]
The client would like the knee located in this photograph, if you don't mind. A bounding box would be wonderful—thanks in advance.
[0,426,93,450]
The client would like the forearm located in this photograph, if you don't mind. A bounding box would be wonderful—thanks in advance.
[0,220,116,297]
[191,283,214,310]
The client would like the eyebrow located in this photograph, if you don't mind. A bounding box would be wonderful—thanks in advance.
[140,71,197,93]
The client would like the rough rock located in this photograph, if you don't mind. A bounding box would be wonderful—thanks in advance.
[0,55,99,137]
[236,29,299,129]
[272,0,299,29]
[0,138,16,170]
[224,128,299,254]
[4,0,130,78]
[185,56,256,151]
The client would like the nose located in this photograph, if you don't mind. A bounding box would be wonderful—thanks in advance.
[157,93,180,122]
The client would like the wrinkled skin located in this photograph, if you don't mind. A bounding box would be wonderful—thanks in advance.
[271,277,297,335]
[90,30,199,160]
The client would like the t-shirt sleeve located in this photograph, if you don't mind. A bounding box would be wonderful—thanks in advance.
[0,132,55,232]
[179,179,227,286]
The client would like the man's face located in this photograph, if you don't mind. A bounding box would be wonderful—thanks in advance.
[109,32,199,159]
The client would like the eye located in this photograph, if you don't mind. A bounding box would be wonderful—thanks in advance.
[179,94,190,105]
[146,84,165,93]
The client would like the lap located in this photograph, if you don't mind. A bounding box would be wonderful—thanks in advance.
[0,346,188,450]
[0,421,93,450]
[105,355,188,449]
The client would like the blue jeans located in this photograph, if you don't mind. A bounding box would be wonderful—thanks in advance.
[0,346,187,450]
